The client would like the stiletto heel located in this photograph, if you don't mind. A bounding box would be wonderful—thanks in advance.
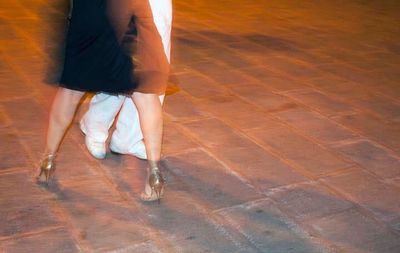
[37,154,56,184]
[141,167,165,203]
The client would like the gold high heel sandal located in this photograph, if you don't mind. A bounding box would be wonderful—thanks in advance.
[140,167,165,203]
[37,154,56,184]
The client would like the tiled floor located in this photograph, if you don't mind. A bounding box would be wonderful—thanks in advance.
[0,0,399,252]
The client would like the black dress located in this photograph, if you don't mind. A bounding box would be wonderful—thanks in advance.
[59,0,169,95]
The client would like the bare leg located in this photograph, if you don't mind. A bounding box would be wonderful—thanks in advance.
[131,92,164,200]
[45,88,85,154]
[131,92,163,162]
[38,87,85,183]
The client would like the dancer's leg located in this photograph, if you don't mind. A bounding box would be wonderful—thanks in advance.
[80,94,126,159]
[110,98,143,154]
[149,0,172,61]
[38,88,84,183]
[131,92,165,201]
[110,95,164,158]
[45,88,85,154]
[110,0,171,157]
[81,94,126,143]
[130,92,163,162]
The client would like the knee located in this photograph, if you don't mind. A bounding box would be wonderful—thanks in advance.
[134,92,159,102]
[132,93,162,110]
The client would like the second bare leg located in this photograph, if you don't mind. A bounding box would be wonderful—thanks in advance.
[131,92,164,201]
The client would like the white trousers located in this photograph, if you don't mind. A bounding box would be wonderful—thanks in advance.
[81,0,172,152]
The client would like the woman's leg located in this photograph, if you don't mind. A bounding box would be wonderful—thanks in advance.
[130,92,164,200]
[131,92,163,161]
[38,87,84,183]
[45,87,85,154]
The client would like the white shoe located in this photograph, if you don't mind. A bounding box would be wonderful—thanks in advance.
[110,140,147,160]
[80,120,106,160]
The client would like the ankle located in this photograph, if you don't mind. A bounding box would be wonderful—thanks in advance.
[148,160,160,170]
[43,153,56,160]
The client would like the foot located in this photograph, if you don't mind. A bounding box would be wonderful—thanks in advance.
[110,140,147,160]
[37,154,56,184]
[85,138,106,159]
[80,121,106,159]
[140,184,162,202]
[140,167,165,203]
